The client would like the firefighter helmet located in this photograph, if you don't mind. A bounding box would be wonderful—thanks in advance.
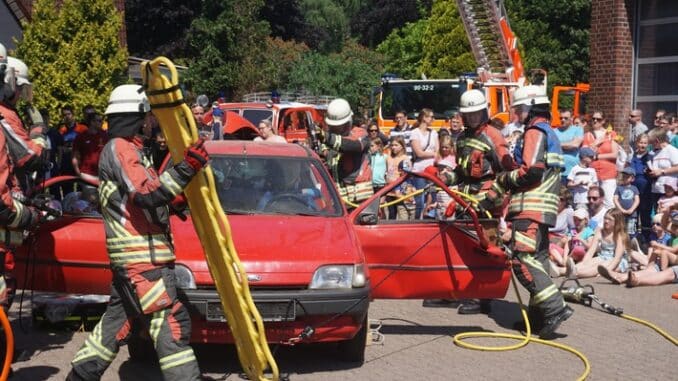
[5,56,30,86]
[325,98,353,127]
[105,84,150,115]
[0,43,6,66]
[512,85,550,107]
[459,89,487,113]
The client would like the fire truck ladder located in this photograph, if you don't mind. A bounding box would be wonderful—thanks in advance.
[456,0,523,84]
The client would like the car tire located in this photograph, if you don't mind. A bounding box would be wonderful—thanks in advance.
[337,317,367,364]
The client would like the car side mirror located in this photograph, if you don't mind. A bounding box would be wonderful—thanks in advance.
[357,213,378,225]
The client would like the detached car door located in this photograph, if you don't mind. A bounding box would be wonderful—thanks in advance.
[351,172,510,300]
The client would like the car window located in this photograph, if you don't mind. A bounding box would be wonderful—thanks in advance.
[242,109,273,126]
[211,155,343,216]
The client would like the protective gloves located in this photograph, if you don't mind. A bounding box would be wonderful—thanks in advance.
[184,138,209,171]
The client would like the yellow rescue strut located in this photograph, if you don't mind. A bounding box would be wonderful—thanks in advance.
[141,57,278,381]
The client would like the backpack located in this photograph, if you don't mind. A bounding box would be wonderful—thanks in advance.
[513,121,564,170]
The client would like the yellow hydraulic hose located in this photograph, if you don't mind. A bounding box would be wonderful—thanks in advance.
[141,57,278,381]
[453,273,592,381]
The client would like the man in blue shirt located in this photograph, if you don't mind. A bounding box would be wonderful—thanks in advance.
[554,110,584,185]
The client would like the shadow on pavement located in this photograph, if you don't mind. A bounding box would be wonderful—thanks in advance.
[11,365,60,380]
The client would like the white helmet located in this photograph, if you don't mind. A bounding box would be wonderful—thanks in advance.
[512,85,550,107]
[105,84,150,115]
[0,43,7,66]
[6,57,30,86]
[325,98,353,126]
[459,89,487,113]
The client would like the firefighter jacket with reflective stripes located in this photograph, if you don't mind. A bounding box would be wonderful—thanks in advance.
[98,137,197,267]
[446,123,514,208]
[323,127,371,185]
[0,116,35,232]
[499,117,563,226]
[0,102,46,172]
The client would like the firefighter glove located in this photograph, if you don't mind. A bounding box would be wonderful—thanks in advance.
[184,138,209,171]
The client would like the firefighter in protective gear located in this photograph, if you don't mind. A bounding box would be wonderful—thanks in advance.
[319,98,372,205]
[436,89,514,314]
[67,85,205,381]
[496,85,573,339]
[0,48,45,308]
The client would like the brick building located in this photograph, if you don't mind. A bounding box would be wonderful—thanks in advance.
[591,0,678,140]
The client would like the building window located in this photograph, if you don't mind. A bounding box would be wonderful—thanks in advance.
[635,0,678,120]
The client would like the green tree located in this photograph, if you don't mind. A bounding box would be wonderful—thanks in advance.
[287,39,384,111]
[419,0,475,78]
[376,19,428,79]
[184,0,269,100]
[15,0,127,122]
[505,0,590,87]
[351,0,427,48]
[300,0,348,53]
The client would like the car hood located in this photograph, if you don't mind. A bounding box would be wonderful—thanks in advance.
[172,214,362,287]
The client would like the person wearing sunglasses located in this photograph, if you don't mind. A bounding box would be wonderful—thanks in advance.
[366,121,388,146]
[554,109,583,186]
[654,109,666,129]
[582,111,618,208]
[628,108,647,150]
[587,185,608,229]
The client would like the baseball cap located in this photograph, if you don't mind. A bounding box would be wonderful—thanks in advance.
[621,167,635,176]
[579,147,595,158]
[573,208,589,220]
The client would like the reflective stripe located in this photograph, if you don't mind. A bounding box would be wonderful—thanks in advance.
[160,171,182,196]
[139,278,167,311]
[8,200,25,228]
[533,284,559,305]
[0,228,24,246]
[519,252,548,276]
[514,232,536,251]
[149,309,166,344]
[159,348,197,371]
[464,139,491,152]
[331,135,343,151]
[0,276,5,295]
[337,181,373,203]
[99,181,117,209]
[106,234,171,249]
[74,322,115,363]
[109,249,174,265]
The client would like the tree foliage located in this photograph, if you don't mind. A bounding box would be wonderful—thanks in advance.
[125,0,201,59]
[300,0,349,53]
[260,0,306,41]
[184,0,269,100]
[419,0,475,78]
[351,0,427,48]
[505,0,590,87]
[15,0,127,122]
[287,40,384,111]
[376,19,428,79]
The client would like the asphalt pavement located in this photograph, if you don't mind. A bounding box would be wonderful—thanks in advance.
[7,277,678,381]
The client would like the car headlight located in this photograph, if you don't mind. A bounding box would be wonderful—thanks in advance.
[174,264,196,289]
[309,264,366,289]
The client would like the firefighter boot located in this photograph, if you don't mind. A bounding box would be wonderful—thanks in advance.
[512,306,543,332]
[539,305,574,339]
[457,299,492,315]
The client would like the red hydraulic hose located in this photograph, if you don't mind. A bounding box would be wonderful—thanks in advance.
[0,306,13,381]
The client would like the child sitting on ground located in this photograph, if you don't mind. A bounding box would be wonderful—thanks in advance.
[657,177,678,212]
[569,208,596,262]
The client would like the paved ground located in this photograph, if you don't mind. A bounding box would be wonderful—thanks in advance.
[7,278,678,381]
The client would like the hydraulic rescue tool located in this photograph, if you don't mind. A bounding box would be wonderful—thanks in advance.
[141,57,278,381]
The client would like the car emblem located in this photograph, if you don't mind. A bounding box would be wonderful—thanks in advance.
[247,274,262,282]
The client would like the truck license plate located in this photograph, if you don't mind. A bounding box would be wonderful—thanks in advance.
[206,301,296,322]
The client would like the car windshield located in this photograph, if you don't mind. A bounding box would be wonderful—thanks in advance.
[211,155,343,216]
[242,109,274,126]
[380,81,463,120]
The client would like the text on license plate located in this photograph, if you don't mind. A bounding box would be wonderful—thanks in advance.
[206,302,296,322]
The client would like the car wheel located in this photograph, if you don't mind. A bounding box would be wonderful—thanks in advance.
[337,317,367,364]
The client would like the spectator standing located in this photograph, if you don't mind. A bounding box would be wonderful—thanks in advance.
[554,109,584,185]
[389,110,413,159]
[629,133,654,240]
[149,130,169,171]
[567,147,598,209]
[191,103,208,131]
[410,108,439,219]
[72,112,107,184]
[367,122,389,146]
[52,106,88,182]
[614,167,640,237]
[369,138,387,192]
[583,111,618,208]
[587,185,609,229]
[653,109,666,130]
[628,109,648,149]
[647,128,678,211]
[501,108,523,138]
[435,135,456,169]
[448,112,464,143]
[254,120,286,143]
[385,136,411,220]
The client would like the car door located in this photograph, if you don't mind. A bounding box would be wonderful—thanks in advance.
[14,177,111,295]
[351,172,510,300]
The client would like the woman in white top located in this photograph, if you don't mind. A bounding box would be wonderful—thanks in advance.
[410,108,439,218]
[254,119,287,143]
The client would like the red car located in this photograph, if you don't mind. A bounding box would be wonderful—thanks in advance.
[15,141,509,363]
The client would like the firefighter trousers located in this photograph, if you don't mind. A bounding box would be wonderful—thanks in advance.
[510,220,566,319]
[69,267,200,381]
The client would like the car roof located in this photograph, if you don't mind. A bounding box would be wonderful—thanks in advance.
[204,140,315,158]
[219,102,315,111]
